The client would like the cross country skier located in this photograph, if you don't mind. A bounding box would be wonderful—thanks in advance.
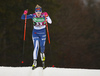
[21,4,52,69]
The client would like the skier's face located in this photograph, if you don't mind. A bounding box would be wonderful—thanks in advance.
[36,12,42,17]
[35,8,42,17]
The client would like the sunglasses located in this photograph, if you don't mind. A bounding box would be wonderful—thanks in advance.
[35,8,42,12]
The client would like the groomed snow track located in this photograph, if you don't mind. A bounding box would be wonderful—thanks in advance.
[0,67,100,76]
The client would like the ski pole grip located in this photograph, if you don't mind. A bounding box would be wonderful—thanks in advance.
[24,9,28,15]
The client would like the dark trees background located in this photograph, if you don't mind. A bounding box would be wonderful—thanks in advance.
[0,0,100,69]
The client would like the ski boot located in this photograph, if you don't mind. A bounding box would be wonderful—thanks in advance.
[32,60,37,70]
[40,53,45,69]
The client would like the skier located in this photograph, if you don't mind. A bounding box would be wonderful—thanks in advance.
[21,4,52,69]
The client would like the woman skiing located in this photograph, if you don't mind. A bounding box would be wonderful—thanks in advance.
[21,4,52,69]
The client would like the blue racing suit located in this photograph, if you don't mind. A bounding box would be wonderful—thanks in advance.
[21,12,52,60]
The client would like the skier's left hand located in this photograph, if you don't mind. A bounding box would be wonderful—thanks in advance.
[43,12,48,17]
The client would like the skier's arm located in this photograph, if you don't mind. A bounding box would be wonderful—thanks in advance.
[21,14,33,20]
[21,10,33,20]
[43,12,52,24]
[46,16,52,24]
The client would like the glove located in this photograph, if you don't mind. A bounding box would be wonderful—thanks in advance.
[43,12,48,17]
[24,10,28,15]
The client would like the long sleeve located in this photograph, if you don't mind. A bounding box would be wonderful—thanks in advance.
[21,14,33,20]
[46,16,52,24]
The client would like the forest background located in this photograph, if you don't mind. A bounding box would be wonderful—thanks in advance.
[0,0,100,69]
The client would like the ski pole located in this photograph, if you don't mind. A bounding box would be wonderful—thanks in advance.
[45,16,53,66]
[45,17,50,44]
[24,15,27,41]
[22,14,27,64]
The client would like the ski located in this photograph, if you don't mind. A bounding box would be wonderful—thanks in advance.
[32,67,46,70]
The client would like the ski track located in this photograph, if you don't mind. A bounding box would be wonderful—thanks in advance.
[0,67,100,76]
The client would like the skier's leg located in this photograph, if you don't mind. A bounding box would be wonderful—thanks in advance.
[32,59,37,69]
[40,34,46,69]
[40,34,46,53]
[40,52,45,69]
[32,37,39,69]
[33,38,39,60]
[39,29,46,61]
[32,29,39,69]
[40,52,45,61]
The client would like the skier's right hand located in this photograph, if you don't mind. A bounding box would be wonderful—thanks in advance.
[24,10,28,15]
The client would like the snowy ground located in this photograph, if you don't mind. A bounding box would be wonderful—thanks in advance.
[0,67,100,76]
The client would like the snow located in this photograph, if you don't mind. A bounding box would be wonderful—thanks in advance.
[0,67,100,76]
